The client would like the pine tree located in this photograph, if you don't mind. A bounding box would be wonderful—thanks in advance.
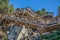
[0,0,14,14]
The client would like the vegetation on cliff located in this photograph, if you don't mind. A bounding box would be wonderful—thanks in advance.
[0,0,14,14]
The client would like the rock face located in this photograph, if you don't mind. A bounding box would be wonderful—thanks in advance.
[6,25,21,40]
[0,8,60,40]
[17,26,28,40]
[17,25,41,40]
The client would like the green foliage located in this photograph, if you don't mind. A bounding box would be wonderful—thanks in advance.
[41,30,60,40]
[3,34,8,40]
[58,6,60,16]
[0,0,14,14]
[8,4,14,14]
[37,8,46,15]
[2,0,9,3]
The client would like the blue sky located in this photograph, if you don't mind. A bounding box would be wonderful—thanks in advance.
[9,0,60,16]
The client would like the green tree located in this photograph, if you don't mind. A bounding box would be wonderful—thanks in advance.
[2,0,9,3]
[0,0,14,14]
[41,8,46,14]
[8,4,14,14]
[37,8,46,15]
